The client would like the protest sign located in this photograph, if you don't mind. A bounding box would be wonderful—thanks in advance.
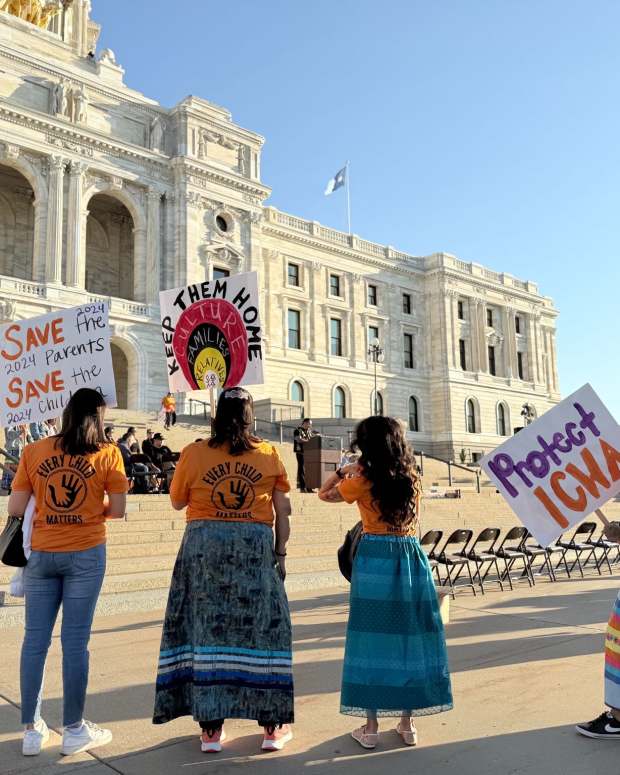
[480,384,620,546]
[0,303,117,429]
[160,271,264,392]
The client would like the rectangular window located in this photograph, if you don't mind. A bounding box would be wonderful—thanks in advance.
[368,325,379,345]
[287,262,300,287]
[488,345,496,376]
[458,300,464,320]
[459,339,467,370]
[213,266,230,280]
[517,351,524,380]
[403,333,414,369]
[367,284,377,306]
[402,293,412,314]
[486,308,494,327]
[515,315,521,334]
[287,309,301,349]
[330,318,343,356]
[329,274,341,297]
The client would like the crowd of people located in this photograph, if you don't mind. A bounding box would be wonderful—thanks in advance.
[3,385,619,760]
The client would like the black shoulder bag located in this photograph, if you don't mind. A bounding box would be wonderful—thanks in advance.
[0,515,27,567]
[337,521,363,582]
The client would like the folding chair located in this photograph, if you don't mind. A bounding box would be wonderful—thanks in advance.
[586,528,615,575]
[467,527,504,594]
[558,522,599,578]
[436,529,476,598]
[491,526,533,590]
[420,529,443,585]
[519,531,556,583]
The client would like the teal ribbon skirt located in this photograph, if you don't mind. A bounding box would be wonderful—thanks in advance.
[341,534,453,718]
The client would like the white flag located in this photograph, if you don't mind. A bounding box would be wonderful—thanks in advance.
[324,166,347,196]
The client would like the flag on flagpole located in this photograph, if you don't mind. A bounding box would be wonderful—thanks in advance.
[324,166,347,196]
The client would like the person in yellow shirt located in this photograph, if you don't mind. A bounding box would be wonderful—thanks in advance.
[152,387,294,754]
[161,392,176,430]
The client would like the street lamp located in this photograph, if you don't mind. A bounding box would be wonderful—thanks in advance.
[368,336,385,415]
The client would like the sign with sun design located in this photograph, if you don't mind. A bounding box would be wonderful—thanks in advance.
[160,271,264,392]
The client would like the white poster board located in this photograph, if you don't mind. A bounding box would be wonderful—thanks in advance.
[0,302,117,429]
[480,384,620,546]
[160,271,264,392]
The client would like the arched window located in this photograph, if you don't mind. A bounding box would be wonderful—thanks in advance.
[371,391,384,416]
[497,403,508,436]
[334,387,347,419]
[291,380,304,403]
[466,399,477,434]
[409,397,419,432]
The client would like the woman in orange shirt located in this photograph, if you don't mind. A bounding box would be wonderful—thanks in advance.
[319,416,452,750]
[8,388,128,758]
[153,387,294,753]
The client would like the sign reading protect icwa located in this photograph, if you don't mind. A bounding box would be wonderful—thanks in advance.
[160,271,264,391]
[481,384,620,547]
[0,303,117,429]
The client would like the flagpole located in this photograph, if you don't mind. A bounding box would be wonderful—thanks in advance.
[345,160,352,234]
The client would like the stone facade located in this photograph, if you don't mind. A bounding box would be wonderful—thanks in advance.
[0,2,560,460]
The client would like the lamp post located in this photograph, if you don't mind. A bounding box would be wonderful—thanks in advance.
[368,337,385,415]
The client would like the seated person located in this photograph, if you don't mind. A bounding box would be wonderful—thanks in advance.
[149,433,178,492]
[130,443,161,492]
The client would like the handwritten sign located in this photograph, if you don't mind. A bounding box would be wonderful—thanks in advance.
[480,384,620,546]
[0,303,117,429]
[160,271,264,391]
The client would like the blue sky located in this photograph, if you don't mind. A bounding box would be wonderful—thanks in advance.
[98,1,619,416]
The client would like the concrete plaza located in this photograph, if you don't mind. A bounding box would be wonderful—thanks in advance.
[1,576,619,775]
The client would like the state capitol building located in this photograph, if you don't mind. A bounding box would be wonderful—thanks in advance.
[0,1,560,460]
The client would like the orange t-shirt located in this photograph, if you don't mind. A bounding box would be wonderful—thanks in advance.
[162,396,176,411]
[170,440,291,525]
[338,475,415,536]
[12,436,128,552]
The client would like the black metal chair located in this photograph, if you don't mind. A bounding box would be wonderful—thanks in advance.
[519,531,556,583]
[585,527,615,575]
[491,526,533,589]
[420,530,443,585]
[436,529,476,598]
[467,527,504,594]
[557,522,599,578]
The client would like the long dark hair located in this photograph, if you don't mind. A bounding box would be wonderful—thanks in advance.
[209,387,261,456]
[350,415,421,530]
[56,388,108,456]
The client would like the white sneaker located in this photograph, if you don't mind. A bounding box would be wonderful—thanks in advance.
[61,720,112,756]
[22,718,50,756]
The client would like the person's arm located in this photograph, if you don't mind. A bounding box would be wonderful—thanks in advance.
[169,448,189,510]
[7,445,32,514]
[318,463,362,503]
[7,488,31,516]
[104,493,126,519]
[273,489,291,579]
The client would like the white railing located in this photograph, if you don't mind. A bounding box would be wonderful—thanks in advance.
[513,279,528,290]
[483,268,501,282]
[455,259,472,273]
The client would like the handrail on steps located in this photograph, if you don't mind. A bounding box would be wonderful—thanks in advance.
[415,450,481,494]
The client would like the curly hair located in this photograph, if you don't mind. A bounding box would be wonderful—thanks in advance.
[350,415,421,530]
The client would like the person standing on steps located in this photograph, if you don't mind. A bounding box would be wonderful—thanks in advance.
[293,418,317,493]
[8,388,128,758]
[319,415,453,750]
[153,387,295,754]
[161,392,177,430]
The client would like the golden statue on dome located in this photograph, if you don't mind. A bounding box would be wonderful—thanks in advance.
[0,0,65,29]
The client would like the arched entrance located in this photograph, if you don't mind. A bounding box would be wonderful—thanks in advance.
[111,343,129,409]
[86,194,135,299]
[0,164,34,279]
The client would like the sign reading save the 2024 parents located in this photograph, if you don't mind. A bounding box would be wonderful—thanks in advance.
[0,303,117,429]
[160,271,264,392]
[481,384,620,547]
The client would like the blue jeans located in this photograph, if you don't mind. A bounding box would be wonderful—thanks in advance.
[20,544,106,726]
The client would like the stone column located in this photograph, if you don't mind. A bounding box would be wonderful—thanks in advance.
[46,155,65,284]
[549,330,559,392]
[501,306,513,378]
[348,273,359,367]
[132,227,148,302]
[146,188,162,304]
[309,262,321,362]
[449,293,458,369]
[32,201,47,283]
[66,161,87,287]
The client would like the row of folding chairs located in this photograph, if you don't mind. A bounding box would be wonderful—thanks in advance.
[421,521,620,598]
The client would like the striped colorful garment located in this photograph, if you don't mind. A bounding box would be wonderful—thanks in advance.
[341,534,453,718]
[153,521,294,726]
[605,591,620,710]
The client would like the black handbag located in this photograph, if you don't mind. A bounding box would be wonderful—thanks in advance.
[337,521,363,582]
[0,515,27,567]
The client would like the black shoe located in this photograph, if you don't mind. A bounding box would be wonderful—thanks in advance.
[305,488,316,494]
[576,711,620,739]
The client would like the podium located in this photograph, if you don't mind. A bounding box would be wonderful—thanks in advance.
[304,435,341,490]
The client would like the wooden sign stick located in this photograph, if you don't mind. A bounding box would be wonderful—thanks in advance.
[209,387,216,437]
[595,508,611,527]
